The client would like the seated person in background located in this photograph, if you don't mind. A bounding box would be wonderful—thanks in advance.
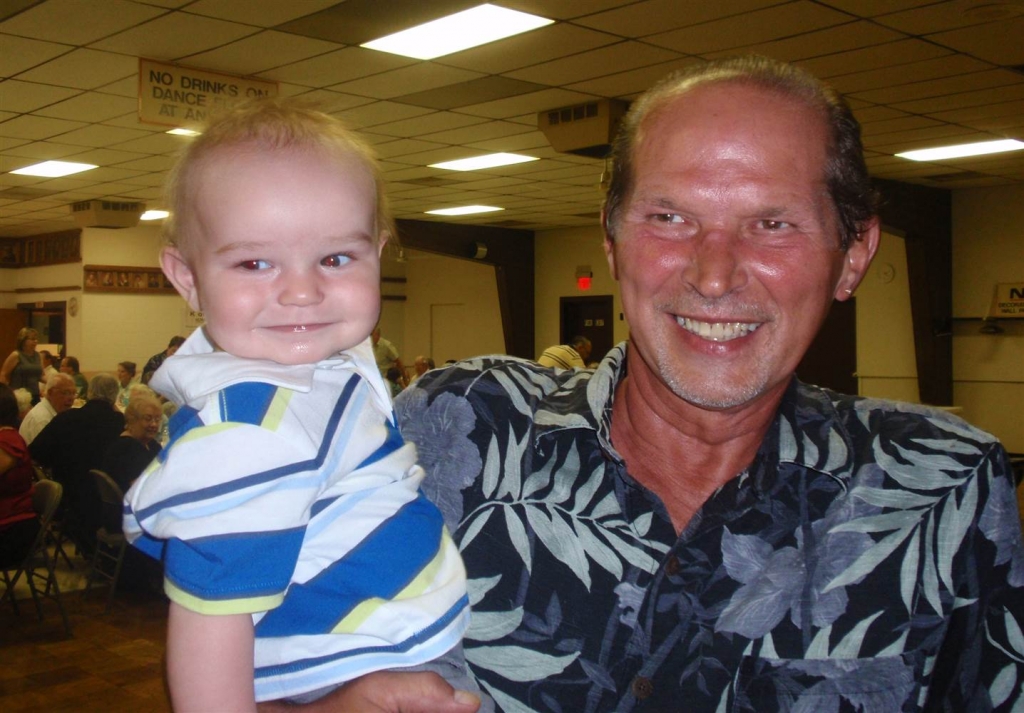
[141,335,185,385]
[60,356,89,401]
[19,372,76,445]
[101,391,163,493]
[115,361,137,412]
[123,99,474,710]
[410,355,435,385]
[385,366,406,399]
[536,335,591,370]
[30,373,123,553]
[372,326,404,378]
[0,384,38,569]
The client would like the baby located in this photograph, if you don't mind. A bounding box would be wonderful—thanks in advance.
[123,100,472,710]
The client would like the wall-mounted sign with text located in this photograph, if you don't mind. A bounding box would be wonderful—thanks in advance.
[138,59,278,129]
[989,282,1024,318]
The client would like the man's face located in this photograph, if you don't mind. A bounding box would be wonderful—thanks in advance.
[578,342,592,363]
[605,82,877,411]
[415,357,429,375]
[47,383,76,413]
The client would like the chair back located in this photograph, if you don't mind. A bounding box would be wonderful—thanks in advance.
[89,469,124,533]
[30,479,62,532]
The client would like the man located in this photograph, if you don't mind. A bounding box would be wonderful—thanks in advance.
[60,355,88,400]
[410,355,435,385]
[141,335,185,384]
[371,326,404,378]
[31,373,124,552]
[18,372,76,444]
[536,335,592,369]
[281,57,1024,712]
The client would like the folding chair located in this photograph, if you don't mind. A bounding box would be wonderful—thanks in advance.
[0,479,73,637]
[31,462,74,569]
[84,469,128,612]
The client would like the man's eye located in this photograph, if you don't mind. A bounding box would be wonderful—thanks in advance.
[758,219,790,230]
[239,259,271,270]
[651,213,684,224]
[321,254,352,268]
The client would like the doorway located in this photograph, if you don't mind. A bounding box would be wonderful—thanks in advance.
[559,295,614,365]
[796,298,857,395]
[15,300,67,357]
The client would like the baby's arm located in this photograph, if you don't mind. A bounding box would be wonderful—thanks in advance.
[167,602,257,712]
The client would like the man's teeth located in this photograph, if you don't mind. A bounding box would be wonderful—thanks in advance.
[677,317,760,342]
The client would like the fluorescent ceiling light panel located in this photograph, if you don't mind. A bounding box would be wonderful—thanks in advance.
[166,128,201,136]
[140,210,169,221]
[431,153,539,171]
[361,4,554,60]
[896,139,1024,161]
[426,205,504,216]
[10,160,97,177]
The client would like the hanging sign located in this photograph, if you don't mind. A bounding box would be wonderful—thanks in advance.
[138,59,278,128]
[989,282,1024,318]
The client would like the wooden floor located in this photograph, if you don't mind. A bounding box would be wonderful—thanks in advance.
[0,583,170,712]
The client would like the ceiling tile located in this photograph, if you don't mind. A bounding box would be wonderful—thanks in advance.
[875,4,1010,34]
[370,112,487,139]
[0,0,166,45]
[0,80,81,113]
[62,147,149,165]
[927,16,1024,65]
[418,120,536,146]
[0,114,87,139]
[646,2,854,55]
[507,41,681,87]
[283,88,374,114]
[1,140,86,160]
[825,53,988,94]
[91,10,258,58]
[259,47,413,88]
[0,33,73,77]
[436,23,620,75]
[331,63,485,100]
[93,75,138,98]
[893,83,1024,114]
[33,92,138,122]
[566,58,698,98]
[181,30,343,75]
[930,99,1024,123]
[16,48,137,89]
[45,123,155,148]
[372,138,450,159]
[817,0,942,18]
[184,0,340,27]
[705,20,903,62]
[574,0,782,37]
[392,77,548,111]
[333,101,434,130]
[798,39,952,80]
[849,69,1023,105]
[457,88,599,120]
[499,0,632,19]
[105,132,191,154]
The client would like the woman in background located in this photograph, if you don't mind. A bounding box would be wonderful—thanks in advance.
[101,391,163,493]
[0,328,42,405]
[0,384,38,568]
[115,361,136,412]
[60,356,89,401]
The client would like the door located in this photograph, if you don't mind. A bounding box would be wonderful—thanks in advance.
[560,295,614,365]
[0,308,29,352]
[796,298,857,395]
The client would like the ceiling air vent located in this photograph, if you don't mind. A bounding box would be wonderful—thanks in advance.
[70,200,145,229]
[538,99,629,159]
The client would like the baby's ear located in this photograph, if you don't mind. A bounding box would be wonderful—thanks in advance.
[377,231,389,257]
[160,247,201,312]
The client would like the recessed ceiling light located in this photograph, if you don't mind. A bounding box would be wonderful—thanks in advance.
[140,210,170,221]
[166,128,201,137]
[361,4,553,60]
[426,205,504,216]
[10,161,97,177]
[431,153,539,171]
[896,139,1024,162]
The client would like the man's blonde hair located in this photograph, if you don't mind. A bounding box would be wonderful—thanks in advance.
[164,98,394,257]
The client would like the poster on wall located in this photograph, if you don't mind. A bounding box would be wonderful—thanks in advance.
[84,264,176,294]
[989,282,1024,318]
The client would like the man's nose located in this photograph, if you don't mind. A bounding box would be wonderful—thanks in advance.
[682,229,746,299]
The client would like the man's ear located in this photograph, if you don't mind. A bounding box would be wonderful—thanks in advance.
[835,219,881,301]
[160,247,201,312]
[602,209,619,281]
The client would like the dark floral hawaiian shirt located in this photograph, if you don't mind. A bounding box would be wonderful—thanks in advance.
[396,343,1024,713]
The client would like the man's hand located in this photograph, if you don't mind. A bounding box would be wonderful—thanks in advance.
[258,671,481,713]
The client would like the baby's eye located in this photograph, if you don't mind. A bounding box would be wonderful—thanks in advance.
[321,254,352,268]
[239,259,271,270]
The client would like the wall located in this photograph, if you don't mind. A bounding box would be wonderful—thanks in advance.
[401,251,505,365]
[534,226,624,358]
[856,231,919,403]
[952,185,1024,453]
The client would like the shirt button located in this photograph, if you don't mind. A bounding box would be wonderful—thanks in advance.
[664,555,681,576]
[631,675,654,700]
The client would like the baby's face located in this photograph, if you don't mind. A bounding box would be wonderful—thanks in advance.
[167,145,383,365]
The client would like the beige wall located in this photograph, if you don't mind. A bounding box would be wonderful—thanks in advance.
[856,231,919,403]
[952,185,1024,453]
[400,251,505,366]
[534,226,624,358]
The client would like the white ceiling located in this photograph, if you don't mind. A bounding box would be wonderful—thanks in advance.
[1,0,1022,238]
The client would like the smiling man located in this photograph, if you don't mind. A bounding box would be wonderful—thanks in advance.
[295,56,1024,713]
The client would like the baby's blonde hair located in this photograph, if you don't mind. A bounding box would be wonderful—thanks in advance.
[164,98,393,258]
